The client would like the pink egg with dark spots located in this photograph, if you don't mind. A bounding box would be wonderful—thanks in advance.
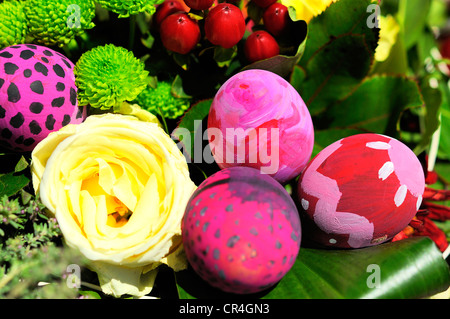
[182,166,301,294]
[207,69,314,184]
[297,133,425,249]
[0,44,87,152]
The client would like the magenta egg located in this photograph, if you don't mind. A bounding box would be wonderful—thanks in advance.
[182,166,301,294]
[297,133,425,249]
[207,69,314,184]
[0,44,87,152]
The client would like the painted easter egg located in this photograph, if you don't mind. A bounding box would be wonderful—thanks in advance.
[207,69,314,184]
[182,166,301,294]
[297,133,425,249]
[0,44,86,152]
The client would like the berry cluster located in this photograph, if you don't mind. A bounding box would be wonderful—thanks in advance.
[153,0,295,63]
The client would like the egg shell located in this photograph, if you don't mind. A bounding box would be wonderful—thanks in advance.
[0,44,87,152]
[182,166,301,294]
[297,133,425,249]
[207,69,314,184]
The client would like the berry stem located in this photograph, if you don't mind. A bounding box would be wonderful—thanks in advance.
[128,15,137,51]
[427,112,441,173]
[157,106,169,134]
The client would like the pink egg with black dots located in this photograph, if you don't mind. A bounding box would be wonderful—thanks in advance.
[0,44,87,152]
[182,166,301,294]
[207,69,314,184]
[297,133,425,249]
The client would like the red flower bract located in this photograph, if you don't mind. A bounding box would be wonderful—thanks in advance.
[392,169,450,252]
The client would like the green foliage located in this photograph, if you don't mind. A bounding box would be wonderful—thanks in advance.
[176,237,450,299]
[0,244,85,299]
[293,0,379,116]
[0,193,80,299]
[326,75,423,136]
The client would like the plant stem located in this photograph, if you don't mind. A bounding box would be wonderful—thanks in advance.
[81,280,102,291]
[0,260,37,292]
[443,243,450,260]
[428,112,442,173]
[128,15,137,51]
[157,107,169,134]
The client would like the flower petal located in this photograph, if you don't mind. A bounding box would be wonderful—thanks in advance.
[90,261,158,298]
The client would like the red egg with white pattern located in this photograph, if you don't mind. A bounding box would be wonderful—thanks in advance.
[297,133,425,249]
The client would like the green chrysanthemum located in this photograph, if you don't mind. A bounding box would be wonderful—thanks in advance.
[75,44,149,110]
[133,81,191,119]
[0,0,28,49]
[96,0,162,18]
[24,0,96,47]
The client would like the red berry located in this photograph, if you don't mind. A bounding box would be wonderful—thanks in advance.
[252,0,277,8]
[263,3,291,36]
[153,0,185,30]
[160,12,201,54]
[205,3,246,49]
[244,30,279,63]
[183,0,215,10]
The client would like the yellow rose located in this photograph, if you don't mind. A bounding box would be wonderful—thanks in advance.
[281,0,338,22]
[31,113,197,297]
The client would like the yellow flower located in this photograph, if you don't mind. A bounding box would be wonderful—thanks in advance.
[31,113,197,297]
[281,0,337,22]
[374,15,400,62]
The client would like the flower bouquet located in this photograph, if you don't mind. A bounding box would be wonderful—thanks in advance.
[0,0,449,300]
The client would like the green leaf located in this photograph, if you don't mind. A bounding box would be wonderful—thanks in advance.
[14,156,29,173]
[78,290,102,299]
[140,32,155,50]
[438,77,450,159]
[175,237,450,299]
[301,0,379,63]
[428,0,448,28]
[287,6,298,22]
[397,0,432,50]
[294,0,379,116]
[171,75,192,99]
[0,172,30,198]
[325,75,424,136]
[412,75,443,155]
[171,99,212,162]
[213,46,238,68]
[246,0,264,25]
[265,237,450,299]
